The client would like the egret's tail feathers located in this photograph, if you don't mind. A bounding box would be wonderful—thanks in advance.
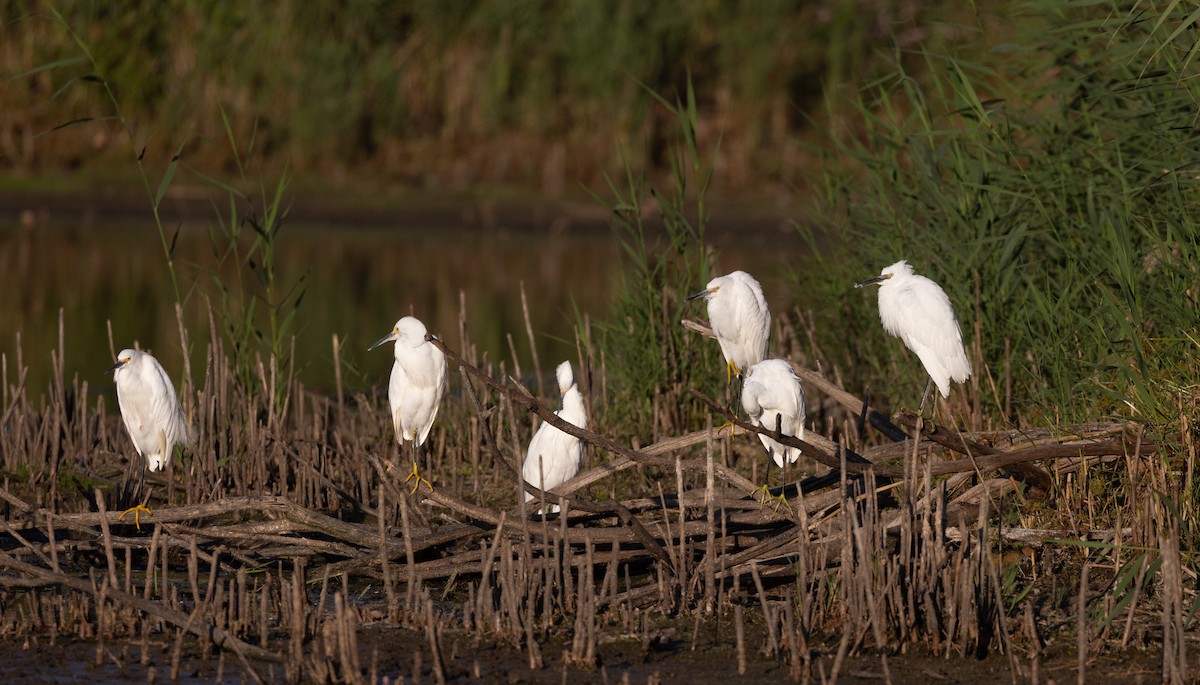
[180,418,197,449]
[952,359,973,385]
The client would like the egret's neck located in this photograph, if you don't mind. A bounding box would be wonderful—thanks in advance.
[561,386,586,426]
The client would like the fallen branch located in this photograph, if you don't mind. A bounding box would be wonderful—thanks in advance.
[693,390,1143,478]
[894,409,1054,492]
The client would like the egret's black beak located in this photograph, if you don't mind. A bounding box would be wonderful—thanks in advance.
[105,359,126,374]
[368,331,398,351]
[854,274,891,289]
[687,287,714,301]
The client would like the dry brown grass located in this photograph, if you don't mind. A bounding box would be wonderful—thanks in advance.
[0,306,1189,683]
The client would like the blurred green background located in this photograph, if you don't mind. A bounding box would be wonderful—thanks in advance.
[1,0,948,197]
[1,0,941,397]
[3,0,1199,431]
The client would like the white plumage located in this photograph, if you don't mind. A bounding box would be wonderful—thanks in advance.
[856,260,972,398]
[109,348,190,472]
[688,270,771,381]
[369,316,447,449]
[522,361,586,512]
[741,359,806,468]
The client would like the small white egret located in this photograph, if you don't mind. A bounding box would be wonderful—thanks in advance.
[855,260,972,411]
[741,359,805,510]
[369,316,447,492]
[688,270,771,384]
[108,348,192,528]
[521,361,586,514]
[741,359,806,468]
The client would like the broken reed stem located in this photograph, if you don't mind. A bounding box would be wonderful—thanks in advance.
[95,487,119,589]
[332,333,344,423]
[1026,602,1040,685]
[519,280,543,398]
[379,482,396,622]
[1077,563,1089,685]
[704,417,716,613]
[735,603,746,675]
[400,486,418,614]
[749,563,777,656]
[424,596,447,685]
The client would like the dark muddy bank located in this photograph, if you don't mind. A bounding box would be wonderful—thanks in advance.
[0,615,1163,684]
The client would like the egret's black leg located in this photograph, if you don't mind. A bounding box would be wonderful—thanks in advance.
[118,465,153,530]
[918,378,935,417]
[404,439,433,493]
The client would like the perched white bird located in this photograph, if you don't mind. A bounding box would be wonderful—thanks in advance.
[108,347,191,528]
[521,361,586,514]
[688,270,771,383]
[855,260,972,408]
[369,316,447,490]
[108,348,191,473]
[741,359,806,469]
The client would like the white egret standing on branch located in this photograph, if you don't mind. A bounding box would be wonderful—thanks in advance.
[855,260,972,412]
[740,358,805,510]
[521,361,586,514]
[108,348,192,528]
[687,270,771,384]
[369,316,447,492]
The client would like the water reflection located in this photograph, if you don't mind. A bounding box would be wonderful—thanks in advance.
[2,210,800,398]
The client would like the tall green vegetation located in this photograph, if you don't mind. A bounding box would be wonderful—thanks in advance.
[203,120,306,409]
[805,0,1200,427]
[594,80,720,440]
[1,0,966,195]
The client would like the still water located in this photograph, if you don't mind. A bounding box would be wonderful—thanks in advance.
[2,199,801,398]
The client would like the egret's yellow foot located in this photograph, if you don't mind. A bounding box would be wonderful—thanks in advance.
[753,485,792,514]
[404,461,433,494]
[726,360,743,386]
[118,499,153,531]
[716,420,736,436]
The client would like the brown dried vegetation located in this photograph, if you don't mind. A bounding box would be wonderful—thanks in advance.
[0,306,1190,683]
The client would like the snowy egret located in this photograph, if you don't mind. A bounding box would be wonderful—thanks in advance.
[521,361,586,514]
[855,260,972,411]
[369,316,447,492]
[741,359,805,510]
[687,270,771,384]
[741,359,806,468]
[107,348,191,527]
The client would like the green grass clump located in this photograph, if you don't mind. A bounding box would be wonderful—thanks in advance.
[592,79,721,441]
[803,0,1200,426]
